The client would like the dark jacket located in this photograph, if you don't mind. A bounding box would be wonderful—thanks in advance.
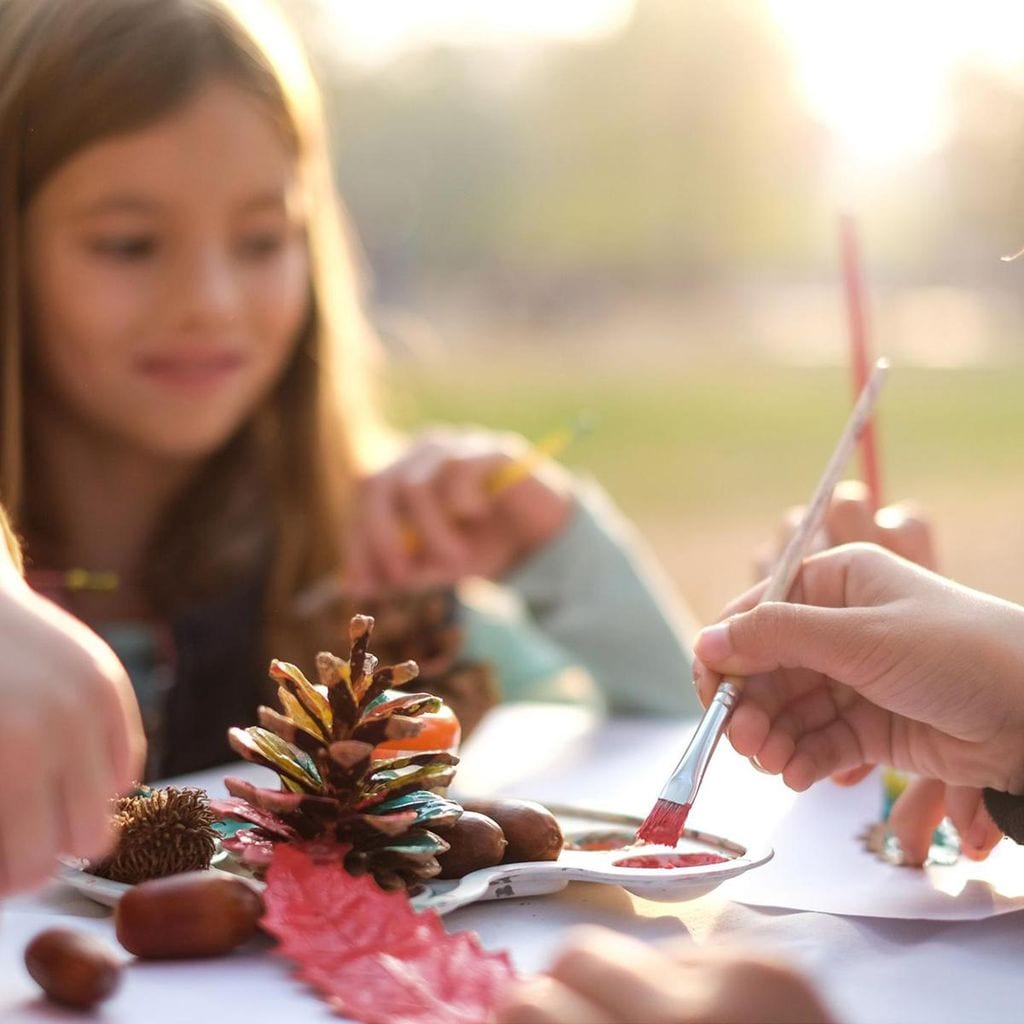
[161,572,268,778]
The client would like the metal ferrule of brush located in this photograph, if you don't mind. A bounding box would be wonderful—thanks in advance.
[658,680,739,806]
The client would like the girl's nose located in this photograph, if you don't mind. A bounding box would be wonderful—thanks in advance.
[174,246,242,328]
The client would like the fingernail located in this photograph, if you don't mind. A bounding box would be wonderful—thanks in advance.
[691,658,706,689]
[695,622,733,663]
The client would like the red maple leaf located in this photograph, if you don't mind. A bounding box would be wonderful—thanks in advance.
[262,844,517,1024]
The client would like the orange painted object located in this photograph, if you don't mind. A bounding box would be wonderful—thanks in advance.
[372,704,461,760]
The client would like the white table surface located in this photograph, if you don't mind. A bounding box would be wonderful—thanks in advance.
[2,704,1022,1023]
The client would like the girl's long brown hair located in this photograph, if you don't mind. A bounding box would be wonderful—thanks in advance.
[0,0,383,663]
[0,503,22,574]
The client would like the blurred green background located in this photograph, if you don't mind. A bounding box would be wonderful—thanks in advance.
[286,0,1024,620]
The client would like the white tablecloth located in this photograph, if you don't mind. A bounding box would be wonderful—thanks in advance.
[2,704,1022,1023]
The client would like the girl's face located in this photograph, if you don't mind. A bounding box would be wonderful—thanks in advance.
[23,80,310,462]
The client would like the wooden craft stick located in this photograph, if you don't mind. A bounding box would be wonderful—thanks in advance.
[839,212,883,510]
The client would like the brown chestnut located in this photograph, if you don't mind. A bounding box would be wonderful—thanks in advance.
[462,798,564,863]
[434,811,507,879]
[115,870,263,959]
[25,927,122,1009]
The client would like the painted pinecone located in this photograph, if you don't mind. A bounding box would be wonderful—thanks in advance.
[211,614,463,892]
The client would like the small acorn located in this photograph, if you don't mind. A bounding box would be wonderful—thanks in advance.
[434,811,508,879]
[462,798,564,863]
[24,927,122,1009]
[115,871,263,959]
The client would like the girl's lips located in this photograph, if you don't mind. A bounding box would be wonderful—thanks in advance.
[134,351,245,390]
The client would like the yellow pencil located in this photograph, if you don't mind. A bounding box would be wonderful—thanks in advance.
[400,417,590,552]
[484,424,580,495]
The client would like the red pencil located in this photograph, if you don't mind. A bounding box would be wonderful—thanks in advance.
[839,212,883,511]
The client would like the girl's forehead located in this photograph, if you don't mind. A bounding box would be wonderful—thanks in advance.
[40,81,302,214]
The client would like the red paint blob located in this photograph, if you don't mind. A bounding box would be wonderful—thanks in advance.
[636,799,690,846]
[614,852,730,869]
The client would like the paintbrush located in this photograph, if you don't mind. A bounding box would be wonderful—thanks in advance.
[291,415,593,619]
[635,358,890,846]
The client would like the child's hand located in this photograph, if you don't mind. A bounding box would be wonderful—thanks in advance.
[694,543,1024,798]
[880,776,1003,864]
[0,573,145,894]
[495,926,834,1024]
[756,479,936,577]
[345,427,573,594]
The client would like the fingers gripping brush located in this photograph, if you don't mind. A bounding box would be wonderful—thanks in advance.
[636,359,890,846]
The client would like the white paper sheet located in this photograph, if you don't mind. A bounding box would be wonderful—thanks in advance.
[719,768,1024,920]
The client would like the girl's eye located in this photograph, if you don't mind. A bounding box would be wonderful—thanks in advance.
[89,236,157,260]
[237,233,286,259]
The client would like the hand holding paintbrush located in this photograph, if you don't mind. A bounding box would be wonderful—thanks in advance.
[636,359,890,846]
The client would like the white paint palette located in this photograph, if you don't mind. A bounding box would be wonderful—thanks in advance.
[416,804,772,914]
[58,805,770,914]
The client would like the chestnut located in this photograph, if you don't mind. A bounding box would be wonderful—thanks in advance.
[115,871,263,959]
[462,798,564,863]
[25,927,122,1009]
[434,811,507,879]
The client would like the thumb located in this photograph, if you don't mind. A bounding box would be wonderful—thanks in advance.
[694,601,877,684]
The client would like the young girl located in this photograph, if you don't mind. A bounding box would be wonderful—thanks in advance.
[0,0,699,780]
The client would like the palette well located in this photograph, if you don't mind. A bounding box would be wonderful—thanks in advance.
[58,804,771,915]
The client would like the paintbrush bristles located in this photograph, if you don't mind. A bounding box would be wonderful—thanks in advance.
[636,798,691,846]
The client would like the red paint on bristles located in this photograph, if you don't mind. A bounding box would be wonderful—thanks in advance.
[636,798,690,846]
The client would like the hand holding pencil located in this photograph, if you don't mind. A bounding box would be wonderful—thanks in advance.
[345,425,581,592]
[758,478,937,579]
[758,226,936,578]
[295,424,583,616]
[833,213,937,569]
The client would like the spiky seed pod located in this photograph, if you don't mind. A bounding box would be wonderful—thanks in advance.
[91,787,217,884]
[212,615,464,892]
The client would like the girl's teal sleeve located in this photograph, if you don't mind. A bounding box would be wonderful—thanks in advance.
[465,479,701,717]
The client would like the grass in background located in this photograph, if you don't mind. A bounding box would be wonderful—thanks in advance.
[387,358,1024,620]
